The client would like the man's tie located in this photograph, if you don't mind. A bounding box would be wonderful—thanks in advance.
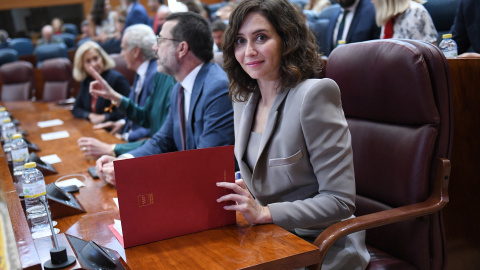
[336,10,349,47]
[178,86,186,151]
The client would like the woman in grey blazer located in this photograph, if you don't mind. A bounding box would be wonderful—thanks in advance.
[216,0,370,269]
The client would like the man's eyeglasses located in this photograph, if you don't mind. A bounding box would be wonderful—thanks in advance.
[156,35,180,46]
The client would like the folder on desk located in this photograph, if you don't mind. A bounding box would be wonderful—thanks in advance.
[113,145,236,248]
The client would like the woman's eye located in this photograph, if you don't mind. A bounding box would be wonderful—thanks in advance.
[256,34,267,42]
[236,37,245,45]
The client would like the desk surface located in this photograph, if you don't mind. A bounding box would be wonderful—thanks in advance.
[0,101,319,270]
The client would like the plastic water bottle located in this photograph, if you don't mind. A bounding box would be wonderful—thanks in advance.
[22,162,51,238]
[1,118,17,143]
[439,34,458,58]
[0,107,9,124]
[11,134,29,195]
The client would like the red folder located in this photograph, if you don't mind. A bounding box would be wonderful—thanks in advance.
[113,145,236,248]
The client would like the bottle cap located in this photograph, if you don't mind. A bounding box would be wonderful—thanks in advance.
[12,134,22,139]
[0,107,5,111]
[442,34,453,39]
[338,40,346,45]
[24,162,36,169]
[3,118,11,123]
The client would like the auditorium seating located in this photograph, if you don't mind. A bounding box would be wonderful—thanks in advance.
[0,49,19,67]
[55,33,77,50]
[8,38,35,56]
[40,58,73,101]
[35,43,68,67]
[110,53,135,86]
[312,39,452,270]
[0,60,34,101]
[64,23,79,36]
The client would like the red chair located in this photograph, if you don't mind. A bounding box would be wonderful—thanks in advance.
[110,53,135,86]
[40,58,73,101]
[0,60,34,101]
[312,39,452,270]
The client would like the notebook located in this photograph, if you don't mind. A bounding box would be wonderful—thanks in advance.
[111,145,236,248]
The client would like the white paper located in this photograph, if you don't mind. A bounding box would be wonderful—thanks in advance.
[113,198,119,209]
[37,119,64,128]
[40,154,62,164]
[55,178,85,188]
[114,219,123,236]
[41,131,70,141]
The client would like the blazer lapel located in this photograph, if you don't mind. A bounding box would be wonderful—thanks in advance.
[255,89,289,166]
[185,63,209,148]
[235,91,260,165]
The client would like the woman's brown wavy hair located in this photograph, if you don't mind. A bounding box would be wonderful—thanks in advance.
[223,0,322,102]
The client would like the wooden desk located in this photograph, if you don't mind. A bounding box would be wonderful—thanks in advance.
[443,58,480,270]
[0,101,319,270]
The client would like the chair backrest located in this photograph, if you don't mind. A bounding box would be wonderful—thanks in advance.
[35,43,68,67]
[326,39,452,270]
[110,53,135,86]
[8,38,35,56]
[0,48,19,67]
[40,58,72,101]
[0,60,34,101]
[55,33,76,50]
[64,23,79,36]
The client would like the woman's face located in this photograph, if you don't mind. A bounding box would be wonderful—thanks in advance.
[234,12,283,83]
[83,48,104,77]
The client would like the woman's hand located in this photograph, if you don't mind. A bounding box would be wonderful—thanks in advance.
[88,66,122,103]
[216,179,272,225]
[88,113,106,124]
[78,137,115,157]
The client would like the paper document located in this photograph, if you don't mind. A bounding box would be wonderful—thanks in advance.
[37,119,64,128]
[41,131,70,141]
[113,219,123,236]
[40,154,62,164]
[55,178,85,188]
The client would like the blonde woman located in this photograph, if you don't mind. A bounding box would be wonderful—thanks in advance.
[71,41,130,124]
[373,0,438,45]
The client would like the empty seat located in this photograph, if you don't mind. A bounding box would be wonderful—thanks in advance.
[8,38,34,56]
[0,60,34,101]
[0,48,19,67]
[64,23,79,36]
[55,33,76,50]
[110,53,135,86]
[40,58,73,101]
[35,43,68,67]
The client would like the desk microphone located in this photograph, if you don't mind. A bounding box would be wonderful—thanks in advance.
[40,197,77,269]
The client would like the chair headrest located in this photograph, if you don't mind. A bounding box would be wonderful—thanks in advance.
[0,60,33,83]
[41,58,72,81]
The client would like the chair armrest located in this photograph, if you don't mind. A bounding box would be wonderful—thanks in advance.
[308,157,450,270]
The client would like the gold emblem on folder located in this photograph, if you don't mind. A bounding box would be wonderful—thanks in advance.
[137,193,154,207]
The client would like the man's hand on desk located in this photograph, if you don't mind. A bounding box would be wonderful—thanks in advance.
[94,120,124,134]
[78,137,115,157]
[458,52,480,58]
[96,155,131,186]
[88,113,106,124]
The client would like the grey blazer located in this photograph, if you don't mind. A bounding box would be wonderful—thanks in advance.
[234,79,369,270]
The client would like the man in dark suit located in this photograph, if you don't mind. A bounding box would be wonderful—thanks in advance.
[451,0,480,58]
[95,12,234,186]
[320,0,380,56]
[124,0,150,31]
[93,24,158,142]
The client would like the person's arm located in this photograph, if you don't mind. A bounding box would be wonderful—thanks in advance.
[113,140,147,156]
[268,79,355,230]
[71,81,92,119]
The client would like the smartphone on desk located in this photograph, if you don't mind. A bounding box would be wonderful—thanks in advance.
[88,166,99,179]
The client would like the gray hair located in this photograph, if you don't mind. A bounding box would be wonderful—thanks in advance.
[124,24,157,60]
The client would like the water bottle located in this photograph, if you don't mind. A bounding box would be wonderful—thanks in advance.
[439,34,458,58]
[0,107,9,124]
[11,133,29,195]
[22,162,51,238]
[1,118,17,143]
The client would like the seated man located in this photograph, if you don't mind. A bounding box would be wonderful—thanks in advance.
[91,12,234,186]
[36,25,64,47]
[78,72,175,157]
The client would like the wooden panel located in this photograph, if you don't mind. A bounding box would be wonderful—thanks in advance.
[444,58,480,270]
